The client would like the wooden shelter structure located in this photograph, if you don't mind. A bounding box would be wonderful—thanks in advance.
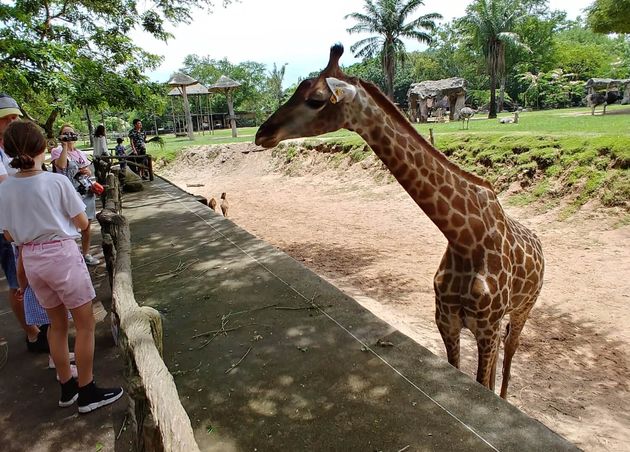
[209,75,241,138]
[167,73,197,140]
[585,78,630,104]
[407,77,467,123]
[167,82,215,136]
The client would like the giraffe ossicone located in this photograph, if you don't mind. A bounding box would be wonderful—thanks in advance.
[255,44,545,400]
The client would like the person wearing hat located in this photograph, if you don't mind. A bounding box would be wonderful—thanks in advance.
[0,93,49,352]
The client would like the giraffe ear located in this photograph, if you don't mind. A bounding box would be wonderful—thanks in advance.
[325,77,357,104]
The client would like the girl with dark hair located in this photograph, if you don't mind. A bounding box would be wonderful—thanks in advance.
[0,121,122,413]
[93,124,108,158]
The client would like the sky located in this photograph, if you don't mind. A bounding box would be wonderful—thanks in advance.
[133,0,595,88]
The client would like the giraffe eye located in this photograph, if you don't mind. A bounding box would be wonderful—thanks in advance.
[305,98,326,109]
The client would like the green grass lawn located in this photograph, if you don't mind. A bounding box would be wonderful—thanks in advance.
[147,105,630,159]
[146,105,629,216]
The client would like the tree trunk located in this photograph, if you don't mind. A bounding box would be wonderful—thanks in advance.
[385,56,395,100]
[488,46,498,119]
[43,109,61,138]
[489,76,497,118]
[85,107,94,146]
[227,91,237,138]
[181,86,194,140]
[498,76,506,113]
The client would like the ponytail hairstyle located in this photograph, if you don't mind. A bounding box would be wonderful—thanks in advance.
[3,121,46,170]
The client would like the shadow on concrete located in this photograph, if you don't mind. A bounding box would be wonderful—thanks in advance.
[120,179,578,452]
[0,262,127,452]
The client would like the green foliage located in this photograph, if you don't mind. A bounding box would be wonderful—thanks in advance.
[181,56,268,122]
[518,69,585,109]
[0,0,233,135]
[587,0,630,34]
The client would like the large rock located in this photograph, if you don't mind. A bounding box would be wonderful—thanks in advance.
[122,168,144,193]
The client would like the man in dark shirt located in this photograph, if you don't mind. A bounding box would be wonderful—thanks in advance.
[128,118,148,180]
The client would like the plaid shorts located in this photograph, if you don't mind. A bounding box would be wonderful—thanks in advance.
[24,286,50,326]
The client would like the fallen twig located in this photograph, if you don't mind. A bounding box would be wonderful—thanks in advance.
[154,259,200,278]
[397,446,410,452]
[549,404,579,419]
[225,346,252,374]
[171,361,202,377]
[191,323,256,339]
[116,414,128,440]
[222,303,279,319]
[274,306,317,311]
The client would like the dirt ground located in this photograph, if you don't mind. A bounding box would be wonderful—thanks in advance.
[162,142,630,452]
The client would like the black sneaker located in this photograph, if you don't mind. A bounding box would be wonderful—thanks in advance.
[78,381,123,414]
[26,324,50,353]
[59,377,78,407]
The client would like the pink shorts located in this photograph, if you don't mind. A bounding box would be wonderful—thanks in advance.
[22,239,95,310]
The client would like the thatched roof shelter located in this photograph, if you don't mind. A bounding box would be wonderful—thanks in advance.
[209,75,241,137]
[168,83,209,96]
[209,75,241,91]
[407,77,467,123]
[167,73,198,140]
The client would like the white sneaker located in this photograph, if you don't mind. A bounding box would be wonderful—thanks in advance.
[49,353,75,369]
[84,254,100,266]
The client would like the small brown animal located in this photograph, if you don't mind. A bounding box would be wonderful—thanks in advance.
[220,192,229,217]
[209,197,217,211]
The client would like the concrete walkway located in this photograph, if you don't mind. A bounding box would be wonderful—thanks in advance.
[0,244,127,452]
[125,178,579,452]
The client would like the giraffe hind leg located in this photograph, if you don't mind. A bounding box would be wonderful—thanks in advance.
[475,332,501,392]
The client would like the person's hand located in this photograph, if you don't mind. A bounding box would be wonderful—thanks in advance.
[79,166,91,176]
[15,288,24,302]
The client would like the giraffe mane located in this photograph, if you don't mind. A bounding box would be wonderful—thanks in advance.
[358,79,493,190]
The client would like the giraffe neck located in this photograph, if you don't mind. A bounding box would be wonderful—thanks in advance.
[347,80,503,247]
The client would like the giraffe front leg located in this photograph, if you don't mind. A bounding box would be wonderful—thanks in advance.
[435,306,462,368]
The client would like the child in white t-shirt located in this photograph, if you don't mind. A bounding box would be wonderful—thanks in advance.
[0,121,122,413]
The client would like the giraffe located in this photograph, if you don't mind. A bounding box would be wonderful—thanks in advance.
[255,44,545,399]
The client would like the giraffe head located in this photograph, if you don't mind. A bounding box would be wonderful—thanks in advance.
[255,44,358,148]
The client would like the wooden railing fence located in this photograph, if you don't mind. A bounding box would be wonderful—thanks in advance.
[97,172,200,452]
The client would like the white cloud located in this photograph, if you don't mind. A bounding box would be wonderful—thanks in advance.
[133,0,594,87]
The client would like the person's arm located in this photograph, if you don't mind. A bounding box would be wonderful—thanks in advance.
[72,212,89,231]
[128,132,138,154]
[77,150,91,176]
[54,143,69,170]
[16,246,27,293]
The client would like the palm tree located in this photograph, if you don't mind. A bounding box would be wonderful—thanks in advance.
[460,0,529,118]
[346,0,442,100]
[268,63,288,109]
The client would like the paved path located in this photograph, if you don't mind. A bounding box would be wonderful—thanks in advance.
[124,178,579,452]
[0,244,127,452]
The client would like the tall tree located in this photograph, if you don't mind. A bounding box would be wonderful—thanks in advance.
[345,0,442,99]
[587,0,630,34]
[459,0,530,118]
